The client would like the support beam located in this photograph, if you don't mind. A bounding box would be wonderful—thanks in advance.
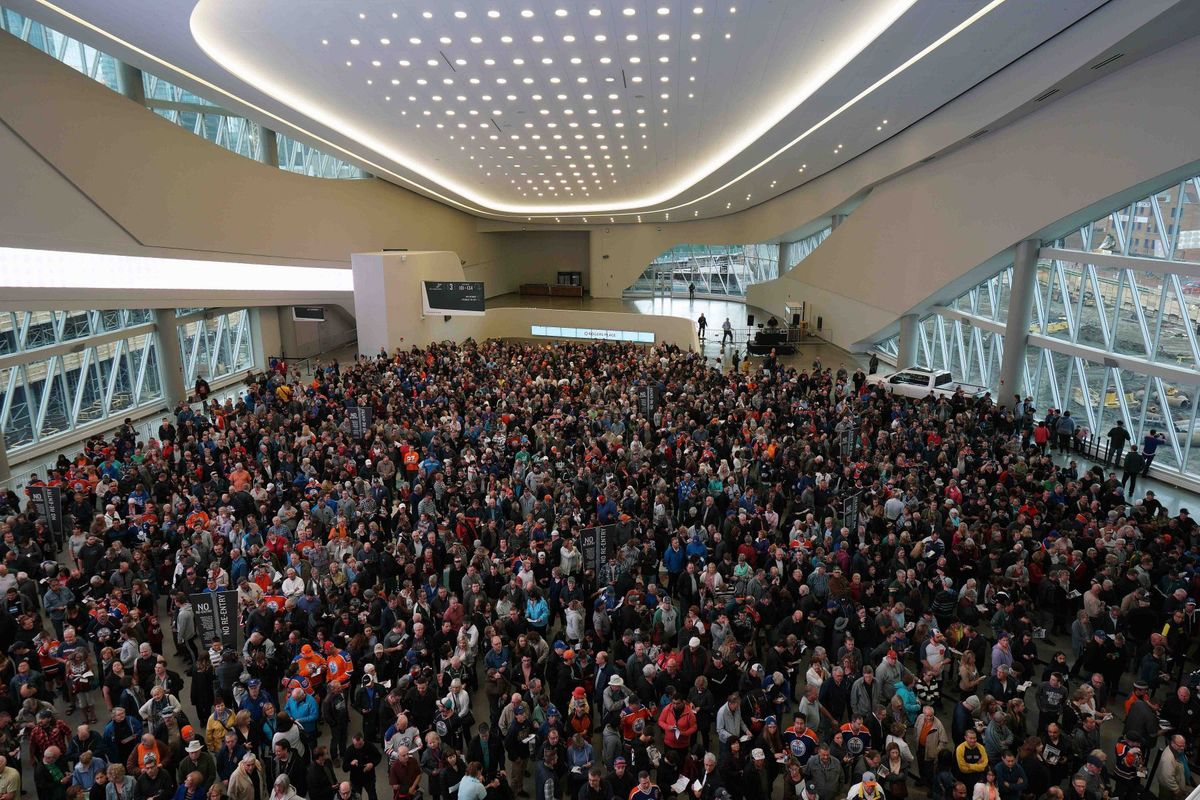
[0,429,10,484]
[830,213,848,229]
[896,314,920,368]
[259,126,279,168]
[115,60,145,106]
[996,239,1040,403]
[153,310,187,409]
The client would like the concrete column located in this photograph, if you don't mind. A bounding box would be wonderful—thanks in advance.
[259,126,279,167]
[831,213,848,229]
[250,307,281,368]
[153,310,187,409]
[896,314,920,368]
[996,239,1040,401]
[777,242,788,274]
[0,429,10,484]
[115,61,145,105]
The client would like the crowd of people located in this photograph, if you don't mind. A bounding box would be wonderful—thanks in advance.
[0,338,1197,800]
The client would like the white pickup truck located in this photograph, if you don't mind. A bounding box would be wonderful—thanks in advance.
[868,367,989,400]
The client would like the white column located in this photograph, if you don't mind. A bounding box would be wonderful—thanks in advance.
[115,61,145,105]
[896,314,920,368]
[996,239,1040,401]
[153,310,187,409]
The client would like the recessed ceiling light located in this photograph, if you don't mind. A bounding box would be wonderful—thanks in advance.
[882,119,888,124]
[629,56,641,63]
[422,11,433,18]
[440,37,452,44]
[657,33,670,41]
[470,36,482,43]
[542,57,553,64]
[600,56,611,63]
[729,5,737,12]
[594,34,607,41]
[380,38,390,45]
[623,7,636,15]
[427,59,438,66]
[724,32,731,39]
[589,8,602,16]
[345,60,352,66]
[693,5,703,13]
[358,12,366,19]
[691,33,701,40]
[321,39,328,45]
[371,59,381,66]
[500,35,513,43]
[570,57,582,64]
[455,10,467,18]
[409,37,421,44]
[532,35,544,42]
[659,56,669,62]
[521,9,534,17]
[626,33,638,41]
[391,78,400,85]
[350,38,360,45]
[555,8,568,16]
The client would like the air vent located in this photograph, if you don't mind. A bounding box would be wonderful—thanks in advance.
[1033,87,1060,102]
[1091,53,1124,70]
[967,129,989,140]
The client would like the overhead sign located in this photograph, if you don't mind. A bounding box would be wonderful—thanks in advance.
[190,591,240,650]
[580,524,616,572]
[422,281,485,316]
[348,405,374,439]
[28,485,64,540]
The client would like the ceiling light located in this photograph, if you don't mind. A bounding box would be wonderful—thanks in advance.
[594,34,607,41]
[626,33,638,41]
[599,56,611,63]
[691,33,701,40]
[658,33,671,40]
[513,57,525,64]
[500,35,513,43]
[371,59,381,66]
[532,35,544,42]
[542,57,553,64]
[629,56,641,63]
[570,57,583,64]
[422,11,433,18]
[427,59,439,66]
[350,38,360,45]
[693,5,703,13]
[589,8,602,16]
[658,6,670,14]
[470,36,483,43]
[555,9,568,16]
[659,56,669,62]
[623,7,636,15]
[455,10,467,18]
[358,12,366,18]
[440,37,452,44]
[345,60,352,66]
[321,38,328,45]
[379,38,390,45]
[729,5,737,12]
[563,34,576,42]
[724,32,731,39]
[882,119,888,124]
[521,9,534,17]
[409,37,422,44]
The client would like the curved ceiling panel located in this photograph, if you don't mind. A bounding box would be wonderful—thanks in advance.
[16,0,1109,221]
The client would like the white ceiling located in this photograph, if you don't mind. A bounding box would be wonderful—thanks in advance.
[17,0,1108,221]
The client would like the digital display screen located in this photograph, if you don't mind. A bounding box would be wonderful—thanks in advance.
[422,281,485,315]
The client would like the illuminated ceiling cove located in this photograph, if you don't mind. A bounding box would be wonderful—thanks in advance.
[18,0,1106,221]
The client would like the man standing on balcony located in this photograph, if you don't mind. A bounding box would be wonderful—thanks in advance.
[721,318,733,345]
[1141,429,1165,476]
[1105,420,1130,466]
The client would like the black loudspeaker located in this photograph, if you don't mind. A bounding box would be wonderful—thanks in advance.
[791,313,801,326]
[817,316,824,330]
[747,314,755,327]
